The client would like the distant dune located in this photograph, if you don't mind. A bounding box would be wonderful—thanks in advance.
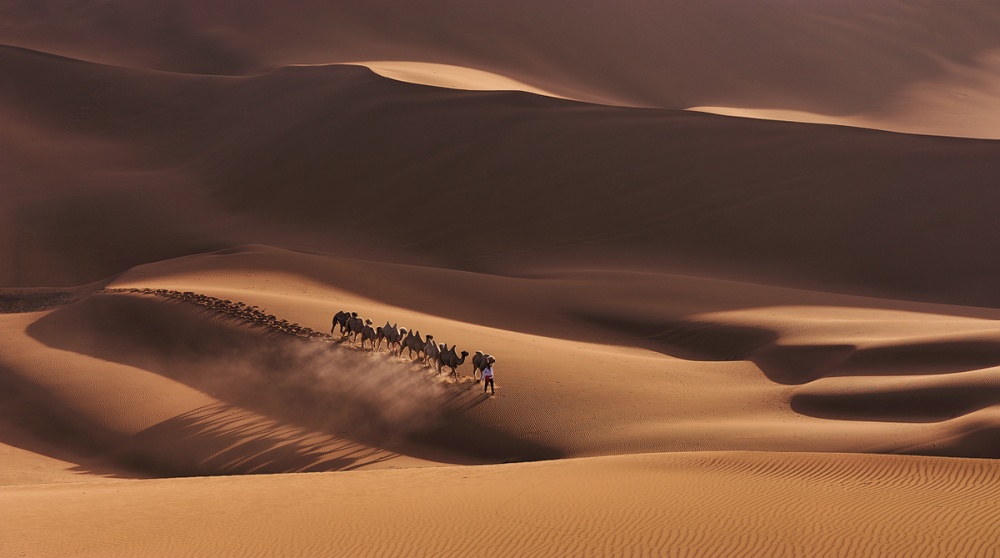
[3,1,1000,556]
[4,1,1000,137]
[4,45,1000,308]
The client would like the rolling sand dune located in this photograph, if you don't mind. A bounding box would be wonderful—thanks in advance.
[5,1,1000,555]
[4,1,1000,137]
[4,44,1000,308]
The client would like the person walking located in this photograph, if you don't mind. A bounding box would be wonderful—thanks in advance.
[482,364,495,395]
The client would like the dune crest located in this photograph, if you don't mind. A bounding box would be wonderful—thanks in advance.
[690,46,1000,139]
[344,61,565,98]
[4,1,1000,136]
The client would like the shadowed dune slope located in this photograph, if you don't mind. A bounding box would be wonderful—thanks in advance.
[20,291,560,471]
[10,247,1000,478]
[3,1,1000,137]
[73,246,1000,462]
[4,45,1000,310]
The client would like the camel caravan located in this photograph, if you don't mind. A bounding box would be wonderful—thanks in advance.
[332,311,496,381]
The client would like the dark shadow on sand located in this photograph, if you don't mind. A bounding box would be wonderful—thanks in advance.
[22,292,563,477]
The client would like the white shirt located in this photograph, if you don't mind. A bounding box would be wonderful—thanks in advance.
[482,366,494,379]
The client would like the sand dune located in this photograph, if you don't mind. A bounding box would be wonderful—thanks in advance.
[5,1,1000,555]
[4,1,1000,137]
[4,45,1000,308]
[349,61,565,98]
[6,246,999,470]
[5,452,1000,557]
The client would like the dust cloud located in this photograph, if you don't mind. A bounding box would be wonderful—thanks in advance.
[180,336,462,445]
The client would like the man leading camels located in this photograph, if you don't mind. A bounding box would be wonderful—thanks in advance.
[482,363,495,395]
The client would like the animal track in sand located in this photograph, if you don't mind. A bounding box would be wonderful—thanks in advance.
[102,287,332,341]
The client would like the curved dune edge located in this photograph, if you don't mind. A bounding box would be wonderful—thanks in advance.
[12,287,560,477]
[5,44,1000,307]
[4,451,1000,558]
[342,61,568,100]
[0,307,452,482]
[99,247,1000,458]
[687,103,1000,141]
[312,58,1000,140]
[8,243,1000,487]
[690,48,1000,140]
[5,2,1000,139]
[338,60,1000,140]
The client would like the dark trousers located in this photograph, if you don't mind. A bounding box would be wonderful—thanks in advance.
[483,377,494,393]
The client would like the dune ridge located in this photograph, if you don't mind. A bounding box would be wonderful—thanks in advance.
[4,1,1000,137]
[4,44,1000,309]
[42,247,1000,463]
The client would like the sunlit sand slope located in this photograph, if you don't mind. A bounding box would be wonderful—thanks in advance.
[4,246,989,472]
[4,452,1000,558]
[9,243,1000,480]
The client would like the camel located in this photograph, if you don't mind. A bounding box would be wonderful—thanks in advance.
[438,344,469,378]
[331,310,352,338]
[360,319,378,350]
[400,329,425,359]
[472,351,496,381]
[422,335,441,372]
[376,322,406,354]
[346,312,365,344]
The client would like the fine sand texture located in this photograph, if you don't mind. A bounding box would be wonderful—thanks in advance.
[5,452,1000,558]
[5,1,1000,556]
